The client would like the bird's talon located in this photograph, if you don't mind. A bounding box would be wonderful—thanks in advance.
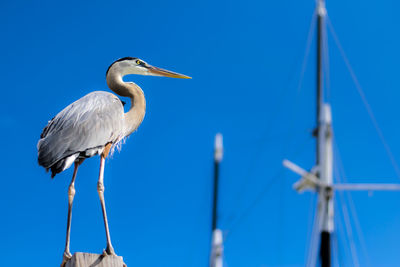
[103,246,116,256]
[60,251,72,267]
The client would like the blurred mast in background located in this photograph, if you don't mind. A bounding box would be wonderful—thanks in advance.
[209,133,224,267]
[283,0,400,266]
[314,0,333,265]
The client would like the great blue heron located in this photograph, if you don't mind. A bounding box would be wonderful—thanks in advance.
[37,57,190,266]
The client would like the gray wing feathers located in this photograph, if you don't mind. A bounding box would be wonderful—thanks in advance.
[38,91,124,172]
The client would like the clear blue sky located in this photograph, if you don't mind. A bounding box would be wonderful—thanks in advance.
[1,0,400,266]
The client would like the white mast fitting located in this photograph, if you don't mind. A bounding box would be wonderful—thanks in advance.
[210,229,223,267]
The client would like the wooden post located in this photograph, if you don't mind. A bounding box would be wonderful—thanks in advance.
[65,252,126,267]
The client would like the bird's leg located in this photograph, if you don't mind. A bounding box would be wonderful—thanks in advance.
[97,143,116,256]
[61,158,84,267]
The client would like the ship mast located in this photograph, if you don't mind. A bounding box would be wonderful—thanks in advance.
[209,133,224,267]
[315,1,333,266]
[283,0,400,266]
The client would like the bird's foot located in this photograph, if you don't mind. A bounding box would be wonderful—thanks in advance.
[102,245,116,256]
[60,251,72,267]
[102,247,126,267]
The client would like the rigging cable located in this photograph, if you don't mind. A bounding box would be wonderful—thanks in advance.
[303,194,316,265]
[331,228,340,267]
[326,16,400,179]
[333,140,360,267]
[334,191,347,267]
[334,140,372,267]
[222,9,318,227]
[222,169,282,242]
[344,192,372,267]
[222,9,317,240]
[287,10,318,265]
[296,9,317,94]
[335,167,360,266]
[306,196,319,267]
[223,132,312,243]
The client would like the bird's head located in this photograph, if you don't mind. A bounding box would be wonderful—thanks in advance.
[106,57,191,79]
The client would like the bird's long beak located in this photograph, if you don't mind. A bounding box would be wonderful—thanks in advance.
[147,65,191,79]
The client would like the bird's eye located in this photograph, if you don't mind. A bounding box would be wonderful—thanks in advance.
[136,60,141,65]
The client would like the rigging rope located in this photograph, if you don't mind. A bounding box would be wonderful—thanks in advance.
[334,194,347,267]
[223,169,281,242]
[336,170,360,267]
[306,197,319,267]
[334,140,372,267]
[326,16,400,179]
[296,10,317,94]
[223,134,311,242]
[324,19,366,266]
[222,9,317,239]
[303,194,316,265]
[331,231,341,267]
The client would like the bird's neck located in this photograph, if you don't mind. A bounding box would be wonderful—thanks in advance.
[107,71,146,137]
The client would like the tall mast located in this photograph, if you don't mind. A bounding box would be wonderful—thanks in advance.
[212,134,223,231]
[315,1,333,267]
[283,1,400,266]
[209,133,224,267]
